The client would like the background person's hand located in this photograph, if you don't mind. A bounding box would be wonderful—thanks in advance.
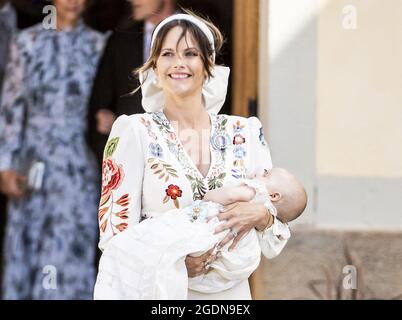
[214,202,270,251]
[0,170,27,198]
[185,247,218,278]
[96,109,116,135]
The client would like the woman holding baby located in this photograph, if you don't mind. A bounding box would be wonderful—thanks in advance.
[95,11,306,299]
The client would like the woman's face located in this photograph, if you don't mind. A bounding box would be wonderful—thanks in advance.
[155,26,206,100]
[53,0,86,24]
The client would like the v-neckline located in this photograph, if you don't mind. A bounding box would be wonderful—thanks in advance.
[158,111,216,181]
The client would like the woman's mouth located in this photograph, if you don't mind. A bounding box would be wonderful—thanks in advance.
[168,73,191,79]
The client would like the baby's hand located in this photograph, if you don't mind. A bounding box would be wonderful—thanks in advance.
[204,185,255,206]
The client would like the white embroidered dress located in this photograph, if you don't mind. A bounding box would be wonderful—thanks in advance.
[96,111,290,299]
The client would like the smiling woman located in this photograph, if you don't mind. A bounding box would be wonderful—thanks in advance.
[94,11,295,301]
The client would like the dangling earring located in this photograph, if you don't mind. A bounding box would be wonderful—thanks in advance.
[153,77,159,87]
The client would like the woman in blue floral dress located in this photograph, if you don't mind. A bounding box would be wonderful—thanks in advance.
[0,0,106,299]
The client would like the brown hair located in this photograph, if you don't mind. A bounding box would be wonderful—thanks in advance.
[130,10,224,95]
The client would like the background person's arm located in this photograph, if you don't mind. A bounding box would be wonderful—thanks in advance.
[0,33,30,198]
[87,33,117,162]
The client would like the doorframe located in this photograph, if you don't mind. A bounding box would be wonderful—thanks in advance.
[232,0,260,117]
[232,0,264,299]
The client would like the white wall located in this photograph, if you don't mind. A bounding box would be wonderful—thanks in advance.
[259,0,402,230]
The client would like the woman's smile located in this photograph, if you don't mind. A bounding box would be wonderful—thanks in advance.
[168,72,192,80]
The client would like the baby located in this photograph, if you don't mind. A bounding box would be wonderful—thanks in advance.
[204,167,307,223]
[187,167,307,292]
[94,167,307,299]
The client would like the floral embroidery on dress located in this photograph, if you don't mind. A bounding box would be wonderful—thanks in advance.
[149,143,164,158]
[233,120,245,133]
[103,137,120,159]
[148,158,178,182]
[205,115,229,193]
[208,172,226,190]
[101,158,124,197]
[231,119,247,178]
[152,112,229,201]
[98,138,130,235]
[259,126,268,147]
[163,184,182,208]
[183,200,208,222]
[141,117,157,140]
[186,174,207,200]
[233,134,246,145]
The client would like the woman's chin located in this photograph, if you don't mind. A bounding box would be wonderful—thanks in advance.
[168,87,197,99]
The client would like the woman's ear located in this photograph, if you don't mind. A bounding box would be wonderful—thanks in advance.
[269,192,282,202]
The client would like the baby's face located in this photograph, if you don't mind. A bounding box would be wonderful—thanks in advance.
[254,169,277,192]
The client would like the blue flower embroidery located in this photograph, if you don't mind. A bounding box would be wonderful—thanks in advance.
[233,146,246,159]
[152,112,170,127]
[149,143,163,158]
[259,127,267,146]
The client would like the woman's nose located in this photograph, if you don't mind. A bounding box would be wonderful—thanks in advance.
[173,55,185,67]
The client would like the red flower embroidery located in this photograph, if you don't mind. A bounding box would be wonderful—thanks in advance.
[116,194,130,206]
[233,134,246,145]
[116,223,128,232]
[165,184,182,200]
[101,158,124,197]
[116,208,129,219]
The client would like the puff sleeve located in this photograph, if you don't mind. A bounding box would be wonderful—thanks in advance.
[98,115,145,251]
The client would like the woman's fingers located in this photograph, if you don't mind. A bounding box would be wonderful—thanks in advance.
[219,202,238,214]
[217,230,236,249]
[185,247,217,277]
[205,212,218,223]
[199,246,216,261]
[228,230,246,251]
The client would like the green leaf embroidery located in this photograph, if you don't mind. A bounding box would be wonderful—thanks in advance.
[104,137,120,159]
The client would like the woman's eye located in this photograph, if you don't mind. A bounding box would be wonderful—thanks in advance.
[162,52,173,57]
[186,51,198,56]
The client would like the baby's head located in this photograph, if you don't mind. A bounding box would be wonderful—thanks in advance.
[256,168,307,223]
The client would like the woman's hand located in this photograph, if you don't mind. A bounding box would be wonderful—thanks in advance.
[0,170,27,198]
[213,202,271,251]
[185,246,218,278]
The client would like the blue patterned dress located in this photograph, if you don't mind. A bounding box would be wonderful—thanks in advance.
[0,21,106,299]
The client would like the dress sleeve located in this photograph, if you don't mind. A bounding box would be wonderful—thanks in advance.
[248,116,291,259]
[0,34,29,171]
[98,115,145,251]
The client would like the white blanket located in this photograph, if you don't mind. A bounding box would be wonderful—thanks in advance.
[93,201,261,300]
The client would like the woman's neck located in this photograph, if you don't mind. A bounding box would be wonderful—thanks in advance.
[56,15,80,31]
[163,94,209,130]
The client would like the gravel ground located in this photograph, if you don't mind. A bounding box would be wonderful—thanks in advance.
[252,228,402,300]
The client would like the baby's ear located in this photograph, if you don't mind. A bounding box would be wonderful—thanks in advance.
[269,192,282,202]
